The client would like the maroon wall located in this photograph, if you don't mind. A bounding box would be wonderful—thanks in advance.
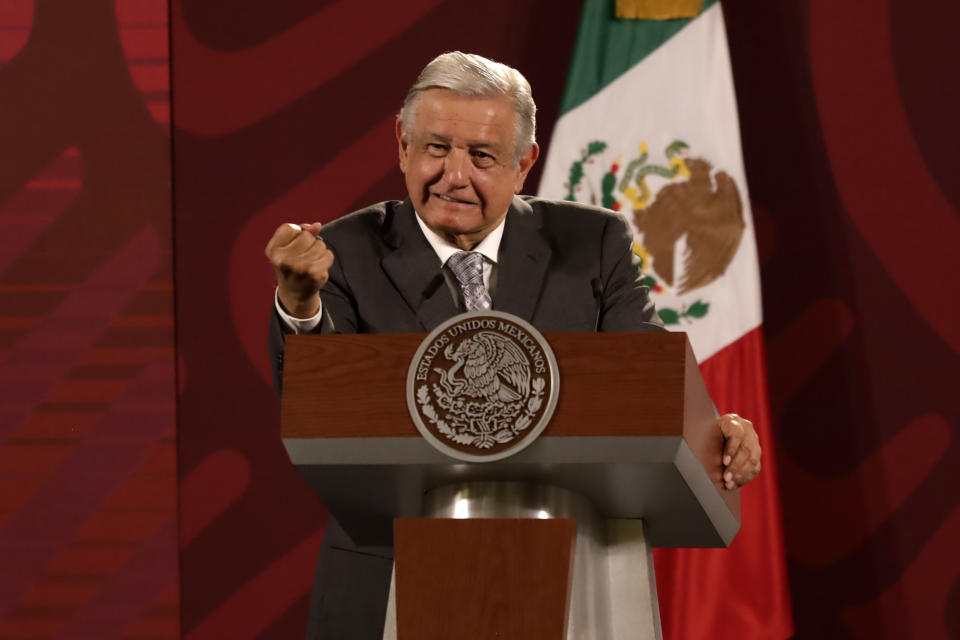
[725,1,960,637]
[0,0,177,638]
[1,0,957,638]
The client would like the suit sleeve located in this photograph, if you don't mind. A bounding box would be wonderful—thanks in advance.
[596,214,666,332]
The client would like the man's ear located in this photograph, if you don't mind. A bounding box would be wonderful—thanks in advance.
[513,142,540,194]
[396,118,409,173]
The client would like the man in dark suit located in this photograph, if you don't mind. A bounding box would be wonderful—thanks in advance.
[265,51,761,639]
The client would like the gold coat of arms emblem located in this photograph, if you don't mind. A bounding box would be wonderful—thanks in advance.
[406,311,560,462]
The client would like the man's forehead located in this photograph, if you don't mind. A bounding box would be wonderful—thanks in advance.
[413,91,514,143]
[415,90,513,123]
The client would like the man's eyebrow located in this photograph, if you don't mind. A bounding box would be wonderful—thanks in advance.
[423,132,501,148]
[468,141,501,151]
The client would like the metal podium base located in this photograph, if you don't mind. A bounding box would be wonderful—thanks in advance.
[382,481,662,640]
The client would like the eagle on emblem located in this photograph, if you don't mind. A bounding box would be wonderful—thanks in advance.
[437,331,531,404]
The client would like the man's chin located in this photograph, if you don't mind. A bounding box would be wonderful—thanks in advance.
[421,214,486,245]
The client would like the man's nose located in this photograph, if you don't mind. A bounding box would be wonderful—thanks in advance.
[442,151,470,187]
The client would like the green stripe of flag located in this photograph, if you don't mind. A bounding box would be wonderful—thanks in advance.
[559,0,719,115]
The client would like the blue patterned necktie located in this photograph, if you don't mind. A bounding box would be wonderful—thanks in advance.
[446,251,491,311]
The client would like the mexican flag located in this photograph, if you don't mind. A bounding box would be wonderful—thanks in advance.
[537,1,794,638]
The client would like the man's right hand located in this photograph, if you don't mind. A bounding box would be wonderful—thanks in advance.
[265,222,333,318]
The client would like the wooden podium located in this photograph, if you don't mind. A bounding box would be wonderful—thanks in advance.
[282,331,739,640]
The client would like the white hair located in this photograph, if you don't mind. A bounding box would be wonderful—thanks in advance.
[399,51,537,165]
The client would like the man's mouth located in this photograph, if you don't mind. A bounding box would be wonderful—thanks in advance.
[432,193,478,206]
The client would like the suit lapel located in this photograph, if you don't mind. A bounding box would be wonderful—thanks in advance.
[380,200,459,331]
[494,198,551,322]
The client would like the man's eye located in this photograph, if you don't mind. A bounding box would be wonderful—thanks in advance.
[473,151,495,165]
[427,143,447,155]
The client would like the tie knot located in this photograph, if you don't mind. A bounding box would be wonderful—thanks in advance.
[446,251,485,287]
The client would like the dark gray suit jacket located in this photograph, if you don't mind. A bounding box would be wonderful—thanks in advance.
[269,196,663,391]
[268,195,664,638]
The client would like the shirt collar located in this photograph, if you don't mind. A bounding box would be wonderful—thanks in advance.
[414,212,504,266]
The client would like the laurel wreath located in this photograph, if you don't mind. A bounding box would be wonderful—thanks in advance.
[417,377,546,449]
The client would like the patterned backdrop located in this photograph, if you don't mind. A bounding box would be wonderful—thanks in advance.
[0,0,957,638]
[0,0,176,638]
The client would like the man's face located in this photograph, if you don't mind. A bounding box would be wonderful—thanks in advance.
[397,89,539,250]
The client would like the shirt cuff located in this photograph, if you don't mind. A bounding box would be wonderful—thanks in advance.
[274,288,323,334]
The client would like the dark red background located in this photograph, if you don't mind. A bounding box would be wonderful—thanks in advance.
[0,0,957,638]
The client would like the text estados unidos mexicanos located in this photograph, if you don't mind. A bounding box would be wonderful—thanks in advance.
[416,319,547,381]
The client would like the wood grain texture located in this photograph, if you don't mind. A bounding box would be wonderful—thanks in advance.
[282,331,689,438]
[282,333,419,438]
[393,518,576,640]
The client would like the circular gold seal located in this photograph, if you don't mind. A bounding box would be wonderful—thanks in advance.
[406,311,560,462]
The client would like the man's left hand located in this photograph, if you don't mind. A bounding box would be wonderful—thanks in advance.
[718,414,761,490]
